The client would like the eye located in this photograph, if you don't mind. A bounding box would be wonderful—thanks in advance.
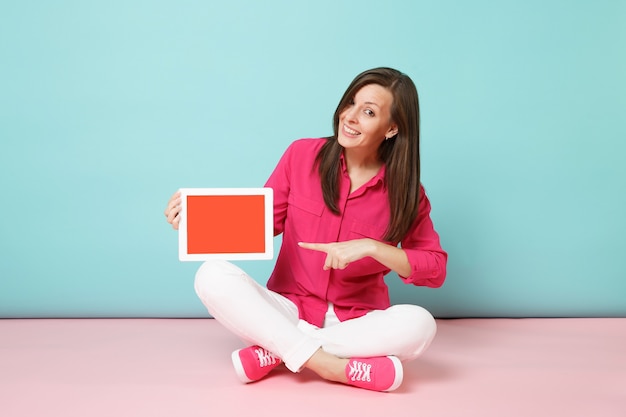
[364,108,375,117]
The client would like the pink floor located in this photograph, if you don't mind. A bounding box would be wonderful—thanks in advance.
[1,318,624,417]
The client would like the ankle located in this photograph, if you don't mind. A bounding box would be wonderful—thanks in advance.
[304,349,349,383]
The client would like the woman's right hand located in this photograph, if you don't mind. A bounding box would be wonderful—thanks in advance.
[164,190,182,230]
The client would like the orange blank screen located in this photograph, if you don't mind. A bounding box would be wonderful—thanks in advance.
[186,195,266,254]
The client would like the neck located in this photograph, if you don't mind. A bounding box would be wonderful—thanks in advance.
[343,148,381,172]
[343,149,383,194]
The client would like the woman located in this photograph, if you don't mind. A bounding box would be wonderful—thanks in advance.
[164,67,447,392]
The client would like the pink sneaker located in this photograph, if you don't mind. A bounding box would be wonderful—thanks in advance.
[231,345,282,383]
[345,356,403,392]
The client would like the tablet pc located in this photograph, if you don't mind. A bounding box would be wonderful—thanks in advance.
[178,188,274,261]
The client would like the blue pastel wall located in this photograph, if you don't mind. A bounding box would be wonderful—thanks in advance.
[1,1,625,318]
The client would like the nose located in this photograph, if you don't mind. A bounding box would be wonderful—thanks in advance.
[343,105,358,123]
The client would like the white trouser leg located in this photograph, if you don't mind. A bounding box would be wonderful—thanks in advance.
[194,260,321,372]
[302,304,437,362]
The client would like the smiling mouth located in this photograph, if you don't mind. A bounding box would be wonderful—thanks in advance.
[343,124,360,136]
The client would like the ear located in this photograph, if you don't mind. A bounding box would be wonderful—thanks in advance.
[386,124,398,139]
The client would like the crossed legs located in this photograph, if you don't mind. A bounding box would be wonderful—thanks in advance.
[194,260,436,389]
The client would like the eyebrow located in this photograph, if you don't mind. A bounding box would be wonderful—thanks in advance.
[363,101,381,108]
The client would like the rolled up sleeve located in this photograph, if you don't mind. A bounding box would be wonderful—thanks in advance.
[399,187,447,287]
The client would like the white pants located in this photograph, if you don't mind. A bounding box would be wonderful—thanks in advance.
[194,260,437,373]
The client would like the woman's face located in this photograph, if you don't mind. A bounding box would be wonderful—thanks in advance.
[337,83,398,156]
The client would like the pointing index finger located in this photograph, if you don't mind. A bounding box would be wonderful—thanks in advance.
[298,242,328,252]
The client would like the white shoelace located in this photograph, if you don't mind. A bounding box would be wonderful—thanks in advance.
[254,347,278,368]
[348,360,372,382]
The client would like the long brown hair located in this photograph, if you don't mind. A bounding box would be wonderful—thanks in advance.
[316,67,421,242]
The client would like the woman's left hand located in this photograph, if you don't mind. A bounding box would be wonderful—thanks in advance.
[298,239,375,270]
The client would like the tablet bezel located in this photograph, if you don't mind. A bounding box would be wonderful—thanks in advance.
[178,187,274,261]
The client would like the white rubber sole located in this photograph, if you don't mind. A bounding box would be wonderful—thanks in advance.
[385,355,404,392]
[231,349,254,383]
